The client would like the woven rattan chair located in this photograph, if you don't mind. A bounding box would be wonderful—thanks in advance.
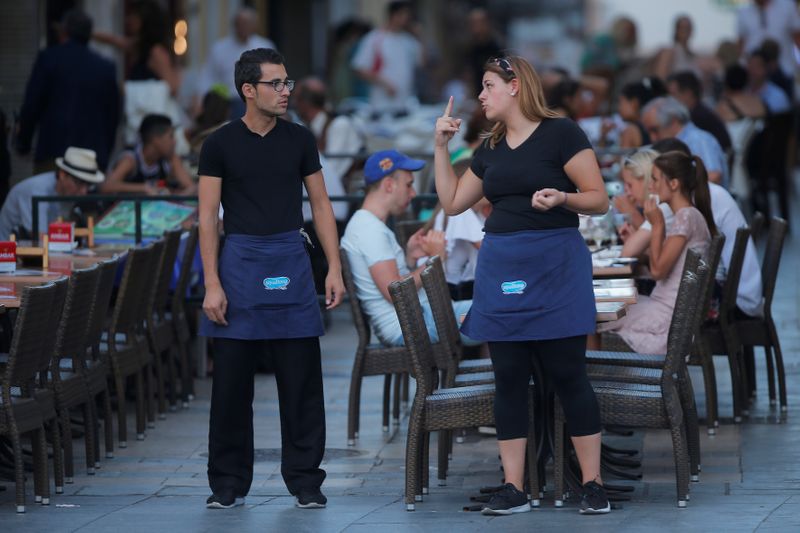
[697,228,751,426]
[421,256,493,384]
[104,244,156,447]
[394,220,426,252]
[340,249,408,445]
[138,238,164,428]
[83,256,120,462]
[557,256,706,508]
[0,282,63,512]
[169,225,199,406]
[49,265,102,481]
[750,211,764,244]
[738,217,788,412]
[144,229,183,416]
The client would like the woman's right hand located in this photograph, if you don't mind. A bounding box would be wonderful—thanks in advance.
[613,194,636,216]
[435,96,462,148]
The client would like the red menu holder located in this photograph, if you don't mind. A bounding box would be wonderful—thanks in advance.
[0,241,17,272]
[48,221,76,253]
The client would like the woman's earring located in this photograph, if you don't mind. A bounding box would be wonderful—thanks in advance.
[509,92,516,96]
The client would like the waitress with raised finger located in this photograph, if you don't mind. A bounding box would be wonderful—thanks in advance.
[434,56,610,516]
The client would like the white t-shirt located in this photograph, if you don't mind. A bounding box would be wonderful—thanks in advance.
[301,154,348,222]
[341,209,428,342]
[737,0,800,76]
[432,209,484,285]
[200,35,277,97]
[351,29,422,108]
[308,111,364,184]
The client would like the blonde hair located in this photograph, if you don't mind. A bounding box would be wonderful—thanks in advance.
[481,55,559,149]
[622,148,658,201]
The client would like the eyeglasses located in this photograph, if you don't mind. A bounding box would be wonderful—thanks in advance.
[254,79,295,92]
[488,57,515,78]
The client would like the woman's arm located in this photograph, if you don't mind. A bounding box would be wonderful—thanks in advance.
[644,198,687,280]
[533,148,608,214]
[621,226,652,257]
[434,97,484,215]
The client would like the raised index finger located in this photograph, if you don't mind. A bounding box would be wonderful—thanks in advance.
[442,96,454,118]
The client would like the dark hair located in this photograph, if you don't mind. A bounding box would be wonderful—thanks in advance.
[724,64,748,92]
[546,79,580,117]
[63,8,93,45]
[667,70,701,99]
[651,137,691,156]
[196,92,230,131]
[620,76,667,106]
[388,1,411,17]
[759,38,780,63]
[653,151,717,236]
[234,48,285,102]
[464,107,493,144]
[295,82,326,109]
[139,114,173,145]
[750,48,770,64]
[129,1,170,63]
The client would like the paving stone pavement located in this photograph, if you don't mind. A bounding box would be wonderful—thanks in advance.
[2,208,800,532]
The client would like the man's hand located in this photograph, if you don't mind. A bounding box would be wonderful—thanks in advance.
[434,96,462,148]
[420,229,446,257]
[203,283,228,326]
[406,228,426,262]
[324,269,346,310]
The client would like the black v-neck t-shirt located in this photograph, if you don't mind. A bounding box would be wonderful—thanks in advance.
[470,117,592,233]
[198,118,321,236]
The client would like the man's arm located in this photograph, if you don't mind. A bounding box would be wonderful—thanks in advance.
[99,155,156,195]
[304,170,345,309]
[369,258,428,302]
[198,176,227,324]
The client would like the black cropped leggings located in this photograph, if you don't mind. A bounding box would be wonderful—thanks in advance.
[489,335,601,439]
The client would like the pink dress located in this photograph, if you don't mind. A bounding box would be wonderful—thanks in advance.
[602,207,711,354]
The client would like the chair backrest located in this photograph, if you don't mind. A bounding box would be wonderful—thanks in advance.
[86,256,120,349]
[109,244,155,338]
[719,227,751,325]
[761,217,788,313]
[750,212,764,243]
[421,257,460,376]
[171,224,199,316]
[4,282,57,390]
[340,248,372,347]
[150,228,183,319]
[698,233,725,325]
[394,220,425,252]
[662,249,705,382]
[389,276,435,396]
[39,277,69,377]
[53,265,101,370]
[139,238,165,325]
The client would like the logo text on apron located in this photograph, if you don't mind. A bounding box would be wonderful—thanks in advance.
[263,276,291,290]
[501,280,526,295]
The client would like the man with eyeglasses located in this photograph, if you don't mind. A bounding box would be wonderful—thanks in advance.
[197,47,345,511]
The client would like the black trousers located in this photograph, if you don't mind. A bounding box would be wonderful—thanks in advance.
[489,336,602,439]
[208,336,326,496]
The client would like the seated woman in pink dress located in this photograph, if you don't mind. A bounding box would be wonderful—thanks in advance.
[600,150,716,354]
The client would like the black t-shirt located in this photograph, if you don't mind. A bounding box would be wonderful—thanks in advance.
[470,117,592,233]
[198,118,321,236]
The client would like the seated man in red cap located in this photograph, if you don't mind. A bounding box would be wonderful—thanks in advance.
[341,149,478,346]
[0,146,104,239]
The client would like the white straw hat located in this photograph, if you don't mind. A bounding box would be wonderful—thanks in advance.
[55,147,105,184]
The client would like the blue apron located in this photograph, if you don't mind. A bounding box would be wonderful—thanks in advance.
[460,228,595,342]
[199,231,324,340]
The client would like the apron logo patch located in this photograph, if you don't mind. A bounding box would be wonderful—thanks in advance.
[263,276,290,290]
[501,280,526,295]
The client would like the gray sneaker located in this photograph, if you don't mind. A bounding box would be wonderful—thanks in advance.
[481,483,531,515]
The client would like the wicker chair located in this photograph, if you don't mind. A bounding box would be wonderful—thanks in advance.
[138,238,165,428]
[557,256,706,508]
[49,264,102,481]
[144,229,183,416]
[697,228,751,427]
[83,256,120,462]
[340,249,409,445]
[0,282,62,512]
[104,244,156,447]
[168,225,199,406]
[394,219,426,251]
[750,211,764,244]
[737,217,788,412]
[421,256,493,384]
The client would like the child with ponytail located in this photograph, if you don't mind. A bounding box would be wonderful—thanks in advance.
[599,149,713,354]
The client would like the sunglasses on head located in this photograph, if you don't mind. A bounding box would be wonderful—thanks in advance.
[488,57,515,77]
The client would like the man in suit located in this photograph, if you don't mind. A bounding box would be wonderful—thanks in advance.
[16,8,120,174]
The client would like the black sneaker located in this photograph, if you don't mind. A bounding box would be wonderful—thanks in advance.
[580,481,610,514]
[295,488,327,509]
[206,490,245,509]
[481,483,530,515]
